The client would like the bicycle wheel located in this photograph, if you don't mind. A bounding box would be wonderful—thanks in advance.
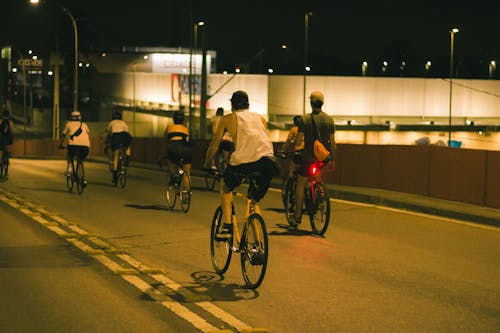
[241,213,268,289]
[280,177,287,207]
[210,206,232,274]
[66,162,74,193]
[118,154,127,189]
[204,172,216,191]
[284,177,298,227]
[180,174,191,213]
[308,182,330,236]
[76,160,86,194]
[164,170,177,209]
[0,153,7,178]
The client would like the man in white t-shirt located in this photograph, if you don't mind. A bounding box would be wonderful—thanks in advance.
[204,90,279,238]
[105,111,132,184]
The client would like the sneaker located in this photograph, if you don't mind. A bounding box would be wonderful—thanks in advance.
[112,172,118,184]
[82,180,88,188]
[64,171,72,177]
[216,223,233,239]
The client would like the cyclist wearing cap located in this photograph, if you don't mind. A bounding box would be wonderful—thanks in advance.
[0,108,14,166]
[59,111,91,183]
[162,110,193,179]
[105,111,132,184]
[291,91,336,226]
[204,90,279,238]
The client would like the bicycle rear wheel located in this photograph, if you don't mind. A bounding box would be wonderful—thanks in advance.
[284,177,298,227]
[76,160,86,194]
[241,213,268,289]
[164,170,177,209]
[180,174,191,213]
[0,153,7,178]
[118,153,127,189]
[210,206,232,274]
[308,182,330,236]
[66,161,74,192]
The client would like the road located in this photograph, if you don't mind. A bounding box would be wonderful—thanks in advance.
[1,158,499,333]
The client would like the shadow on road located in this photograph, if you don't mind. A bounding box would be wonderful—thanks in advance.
[268,223,313,237]
[124,203,169,211]
[190,271,259,301]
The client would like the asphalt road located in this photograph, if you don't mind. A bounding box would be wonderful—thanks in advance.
[1,158,499,333]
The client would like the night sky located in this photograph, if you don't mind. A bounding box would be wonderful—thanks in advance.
[1,0,499,77]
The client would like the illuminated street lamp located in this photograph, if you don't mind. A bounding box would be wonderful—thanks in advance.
[303,12,312,115]
[362,61,368,76]
[30,0,79,112]
[448,28,459,146]
[489,60,496,79]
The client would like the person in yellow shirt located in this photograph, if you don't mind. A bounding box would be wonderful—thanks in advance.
[163,111,193,179]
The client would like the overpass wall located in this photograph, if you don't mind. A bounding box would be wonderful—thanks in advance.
[8,138,500,209]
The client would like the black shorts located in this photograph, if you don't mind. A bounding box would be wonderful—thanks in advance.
[111,132,132,151]
[219,140,234,152]
[67,145,89,160]
[223,157,279,202]
[166,141,193,165]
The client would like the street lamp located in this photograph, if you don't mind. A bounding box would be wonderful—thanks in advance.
[489,60,496,79]
[30,0,79,112]
[448,28,459,146]
[189,21,204,137]
[303,12,312,115]
[362,61,368,76]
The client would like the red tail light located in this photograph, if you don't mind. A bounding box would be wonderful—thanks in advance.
[309,162,323,176]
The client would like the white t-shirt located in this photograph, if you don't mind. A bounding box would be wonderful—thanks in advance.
[229,109,274,166]
[62,120,91,147]
[106,119,129,134]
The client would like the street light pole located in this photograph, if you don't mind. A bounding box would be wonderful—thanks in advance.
[30,0,78,112]
[448,28,459,146]
[303,12,312,115]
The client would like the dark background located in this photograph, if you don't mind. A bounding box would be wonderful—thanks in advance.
[1,0,499,77]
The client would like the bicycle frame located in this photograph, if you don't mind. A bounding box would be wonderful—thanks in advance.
[231,192,263,250]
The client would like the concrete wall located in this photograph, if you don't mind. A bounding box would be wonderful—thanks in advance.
[7,138,500,209]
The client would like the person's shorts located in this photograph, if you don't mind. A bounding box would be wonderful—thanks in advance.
[166,141,193,165]
[223,157,279,202]
[67,145,89,160]
[219,140,234,152]
[111,132,132,151]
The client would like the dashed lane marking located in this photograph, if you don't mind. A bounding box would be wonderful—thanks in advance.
[0,186,260,333]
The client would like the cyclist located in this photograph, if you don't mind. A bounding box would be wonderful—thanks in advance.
[0,108,14,167]
[162,110,193,181]
[280,115,303,178]
[291,91,336,226]
[59,111,91,186]
[204,90,279,238]
[105,111,132,184]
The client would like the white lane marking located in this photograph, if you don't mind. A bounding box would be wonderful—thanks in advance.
[270,185,500,232]
[0,186,261,332]
[196,301,252,332]
[122,275,218,333]
[117,254,160,273]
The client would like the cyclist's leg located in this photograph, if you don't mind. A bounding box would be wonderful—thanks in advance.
[294,174,308,223]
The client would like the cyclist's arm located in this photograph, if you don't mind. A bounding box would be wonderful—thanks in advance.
[204,118,225,169]
[328,129,336,169]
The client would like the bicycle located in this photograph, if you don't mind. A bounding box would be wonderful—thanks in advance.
[283,156,331,236]
[204,149,227,191]
[112,145,127,188]
[0,149,9,179]
[164,159,191,213]
[63,148,87,195]
[210,172,269,289]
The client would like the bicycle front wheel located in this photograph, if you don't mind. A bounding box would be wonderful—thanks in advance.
[241,213,268,289]
[180,174,191,213]
[308,182,330,236]
[76,160,86,194]
[164,171,177,209]
[284,177,298,227]
[210,206,232,274]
